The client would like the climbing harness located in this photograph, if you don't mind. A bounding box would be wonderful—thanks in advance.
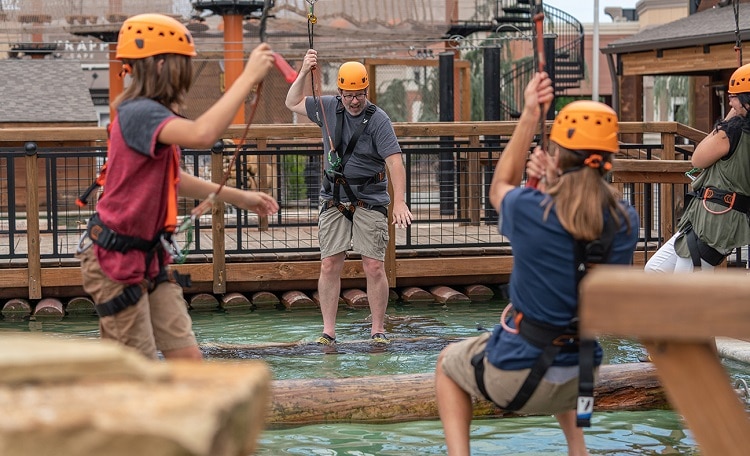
[76,3,286,318]
[320,104,388,221]
[472,217,617,427]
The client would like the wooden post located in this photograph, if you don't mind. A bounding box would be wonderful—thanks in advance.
[580,267,750,456]
[25,145,41,300]
[211,147,226,294]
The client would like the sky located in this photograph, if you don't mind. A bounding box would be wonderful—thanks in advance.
[544,0,639,23]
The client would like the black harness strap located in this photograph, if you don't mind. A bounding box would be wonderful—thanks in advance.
[471,217,616,423]
[93,267,192,318]
[323,104,386,221]
[87,213,158,253]
[687,186,750,215]
[87,213,192,318]
[684,225,726,268]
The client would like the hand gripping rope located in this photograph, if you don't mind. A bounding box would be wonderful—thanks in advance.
[304,0,338,172]
[525,0,549,189]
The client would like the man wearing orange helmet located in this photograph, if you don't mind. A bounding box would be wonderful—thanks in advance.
[76,14,279,360]
[286,49,413,346]
[646,62,750,273]
[435,73,639,456]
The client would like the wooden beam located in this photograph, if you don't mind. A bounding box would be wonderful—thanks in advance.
[620,43,741,76]
[580,267,750,341]
[643,340,750,456]
[579,267,750,456]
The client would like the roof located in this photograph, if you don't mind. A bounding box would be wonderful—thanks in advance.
[0,59,97,124]
[603,5,750,55]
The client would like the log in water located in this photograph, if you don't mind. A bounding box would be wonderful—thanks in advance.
[267,363,667,427]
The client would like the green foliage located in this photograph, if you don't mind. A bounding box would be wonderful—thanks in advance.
[376,79,409,122]
[653,76,689,124]
[417,67,440,122]
[283,155,307,201]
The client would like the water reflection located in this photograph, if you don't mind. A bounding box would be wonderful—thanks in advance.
[1,299,747,454]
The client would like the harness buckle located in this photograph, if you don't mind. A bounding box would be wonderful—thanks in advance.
[552,334,579,346]
[724,192,736,208]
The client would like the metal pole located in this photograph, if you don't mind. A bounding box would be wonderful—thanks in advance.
[439,51,455,216]
[593,0,600,101]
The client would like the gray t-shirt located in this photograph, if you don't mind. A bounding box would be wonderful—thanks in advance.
[305,95,401,206]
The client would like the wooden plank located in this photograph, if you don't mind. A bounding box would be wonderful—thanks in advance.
[611,159,691,185]
[579,267,750,340]
[395,256,513,278]
[644,340,750,456]
[211,149,226,294]
[620,43,740,76]
[25,153,41,299]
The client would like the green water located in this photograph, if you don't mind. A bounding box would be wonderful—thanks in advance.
[3,299,748,454]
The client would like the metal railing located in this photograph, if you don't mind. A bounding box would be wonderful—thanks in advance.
[0,121,710,297]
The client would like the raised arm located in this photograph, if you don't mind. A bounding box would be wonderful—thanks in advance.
[285,49,318,117]
[488,72,553,212]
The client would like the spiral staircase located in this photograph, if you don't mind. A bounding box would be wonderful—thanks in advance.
[444,0,585,120]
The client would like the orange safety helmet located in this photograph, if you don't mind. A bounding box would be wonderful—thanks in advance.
[728,63,750,94]
[116,13,196,60]
[337,61,369,90]
[549,100,619,154]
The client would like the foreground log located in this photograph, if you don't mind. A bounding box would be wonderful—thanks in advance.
[267,362,668,427]
[0,333,271,456]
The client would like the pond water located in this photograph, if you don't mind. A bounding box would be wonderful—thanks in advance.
[2,298,748,455]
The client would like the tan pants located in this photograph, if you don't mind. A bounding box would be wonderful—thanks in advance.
[77,247,197,359]
[440,332,597,415]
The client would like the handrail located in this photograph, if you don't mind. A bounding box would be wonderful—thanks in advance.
[0,121,704,144]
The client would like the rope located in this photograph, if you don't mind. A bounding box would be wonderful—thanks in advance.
[171,1,271,262]
[305,0,337,169]
[734,0,743,66]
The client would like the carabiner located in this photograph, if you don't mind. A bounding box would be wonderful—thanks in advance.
[160,234,186,263]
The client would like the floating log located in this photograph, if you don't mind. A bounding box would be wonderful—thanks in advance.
[251,291,279,309]
[388,289,399,302]
[463,284,495,302]
[189,293,219,312]
[341,289,368,308]
[65,296,96,316]
[201,336,463,359]
[267,363,668,427]
[280,291,315,310]
[2,298,32,320]
[429,286,470,304]
[220,292,251,311]
[400,287,434,303]
[33,298,64,320]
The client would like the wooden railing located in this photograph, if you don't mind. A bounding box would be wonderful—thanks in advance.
[0,121,706,300]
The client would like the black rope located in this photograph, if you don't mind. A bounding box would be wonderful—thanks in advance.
[734,0,743,66]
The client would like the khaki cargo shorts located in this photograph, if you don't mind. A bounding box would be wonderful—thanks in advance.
[318,203,389,261]
[77,247,197,359]
[440,332,597,415]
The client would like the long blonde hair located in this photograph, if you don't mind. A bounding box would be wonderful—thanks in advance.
[543,144,630,241]
[113,54,193,110]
